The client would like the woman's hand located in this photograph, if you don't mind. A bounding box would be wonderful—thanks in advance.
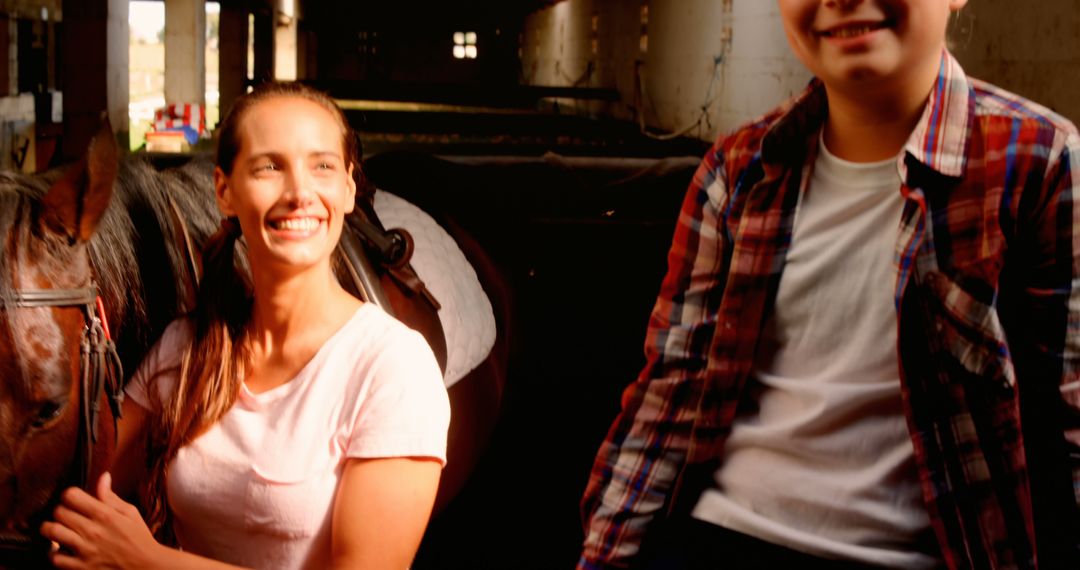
[40,472,164,570]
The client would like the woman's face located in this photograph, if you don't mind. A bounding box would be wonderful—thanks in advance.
[214,96,356,277]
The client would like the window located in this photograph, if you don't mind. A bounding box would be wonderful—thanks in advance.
[453,31,477,59]
[358,31,378,56]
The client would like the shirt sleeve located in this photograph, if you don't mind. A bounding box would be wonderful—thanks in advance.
[579,140,731,569]
[346,324,451,466]
[1042,131,1080,518]
[124,319,190,411]
[1006,125,1080,559]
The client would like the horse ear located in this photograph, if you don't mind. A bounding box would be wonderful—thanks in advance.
[41,119,119,243]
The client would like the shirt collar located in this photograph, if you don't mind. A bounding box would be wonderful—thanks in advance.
[902,51,974,179]
[761,50,974,180]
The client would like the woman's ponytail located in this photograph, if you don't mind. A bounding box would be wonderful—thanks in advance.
[143,215,251,537]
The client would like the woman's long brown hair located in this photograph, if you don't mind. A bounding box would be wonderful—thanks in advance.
[142,82,358,535]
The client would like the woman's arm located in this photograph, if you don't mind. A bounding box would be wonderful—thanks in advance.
[330,456,442,569]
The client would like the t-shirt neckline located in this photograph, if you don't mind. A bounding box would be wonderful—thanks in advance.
[239,304,371,407]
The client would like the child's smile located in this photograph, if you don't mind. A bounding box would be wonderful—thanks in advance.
[779,0,966,93]
[815,19,892,41]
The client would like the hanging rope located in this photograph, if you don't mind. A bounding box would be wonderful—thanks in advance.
[637,53,724,141]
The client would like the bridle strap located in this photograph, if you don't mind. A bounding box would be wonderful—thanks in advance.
[1,287,98,308]
[338,215,395,313]
[79,304,124,488]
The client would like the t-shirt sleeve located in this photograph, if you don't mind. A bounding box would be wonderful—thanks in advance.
[346,324,451,466]
[125,319,191,410]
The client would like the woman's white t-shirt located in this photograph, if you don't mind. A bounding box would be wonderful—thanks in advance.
[125,303,450,570]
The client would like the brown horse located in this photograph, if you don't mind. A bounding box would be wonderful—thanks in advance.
[0,126,510,567]
[0,126,220,567]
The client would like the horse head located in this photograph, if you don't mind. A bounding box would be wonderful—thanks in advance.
[0,124,120,566]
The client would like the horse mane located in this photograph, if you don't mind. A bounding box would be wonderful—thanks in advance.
[101,156,221,374]
[0,173,43,301]
[0,156,221,378]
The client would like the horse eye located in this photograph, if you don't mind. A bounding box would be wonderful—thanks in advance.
[31,400,65,428]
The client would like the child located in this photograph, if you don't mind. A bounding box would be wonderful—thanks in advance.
[581,0,1080,568]
[41,82,451,569]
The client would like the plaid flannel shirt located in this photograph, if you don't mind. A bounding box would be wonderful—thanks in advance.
[580,52,1080,570]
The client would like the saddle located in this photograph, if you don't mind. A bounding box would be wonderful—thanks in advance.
[337,196,449,372]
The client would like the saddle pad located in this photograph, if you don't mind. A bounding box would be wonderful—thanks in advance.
[373,190,497,388]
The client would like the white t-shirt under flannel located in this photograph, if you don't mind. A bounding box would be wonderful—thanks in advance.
[693,135,940,568]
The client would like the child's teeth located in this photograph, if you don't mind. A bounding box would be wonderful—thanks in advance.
[832,25,878,38]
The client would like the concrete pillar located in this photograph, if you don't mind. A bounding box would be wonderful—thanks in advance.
[219,2,249,119]
[61,0,128,161]
[164,0,206,106]
[273,0,296,80]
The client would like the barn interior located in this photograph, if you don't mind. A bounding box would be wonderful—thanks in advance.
[2,0,1077,567]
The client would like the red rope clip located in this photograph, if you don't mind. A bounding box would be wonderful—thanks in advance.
[95,296,112,341]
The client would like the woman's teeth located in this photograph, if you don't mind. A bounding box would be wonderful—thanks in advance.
[270,218,320,231]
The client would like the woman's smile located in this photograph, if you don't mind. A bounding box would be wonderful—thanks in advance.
[266,215,325,236]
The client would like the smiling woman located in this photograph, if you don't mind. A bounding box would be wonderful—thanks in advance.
[40,82,451,570]
[215,95,357,286]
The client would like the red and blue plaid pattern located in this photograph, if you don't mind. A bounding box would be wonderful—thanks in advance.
[580,52,1080,570]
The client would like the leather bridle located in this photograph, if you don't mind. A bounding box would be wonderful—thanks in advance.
[0,284,124,564]
[1,284,125,487]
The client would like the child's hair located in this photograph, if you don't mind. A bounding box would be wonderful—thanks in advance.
[141,81,362,535]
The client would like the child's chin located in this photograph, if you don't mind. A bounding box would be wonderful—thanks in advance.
[827,57,902,84]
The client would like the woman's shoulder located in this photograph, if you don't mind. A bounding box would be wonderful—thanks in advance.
[159,316,196,349]
[335,306,450,463]
[341,303,427,348]
[307,304,445,424]
[125,317,194,407]
[324,303,439,379]
[138,317,194,373]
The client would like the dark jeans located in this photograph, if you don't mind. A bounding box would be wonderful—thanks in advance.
[639,516,887,570]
